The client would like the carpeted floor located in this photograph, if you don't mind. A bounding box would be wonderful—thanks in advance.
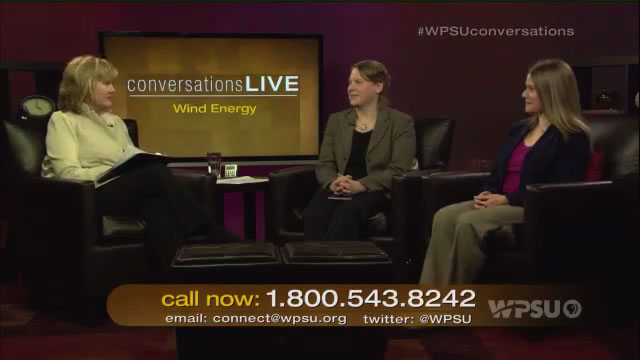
[1,283,638,360]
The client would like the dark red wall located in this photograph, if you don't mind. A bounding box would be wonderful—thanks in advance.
[2,2,638,239]
[2,2,638,168]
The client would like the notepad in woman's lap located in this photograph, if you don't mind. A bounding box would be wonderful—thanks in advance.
[95,149,169,188]
[328,193,352,200]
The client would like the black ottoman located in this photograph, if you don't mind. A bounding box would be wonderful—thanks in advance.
[170,242,282,283]
[280,241,394,283]
[172,242,285,358]
[280,241,392,359]
[173,241,391,359]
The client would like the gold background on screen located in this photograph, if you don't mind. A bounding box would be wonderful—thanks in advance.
[105,36,319,157]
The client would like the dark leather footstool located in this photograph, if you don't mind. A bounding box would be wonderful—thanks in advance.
[169,242,282,284]
[280,241,394,283]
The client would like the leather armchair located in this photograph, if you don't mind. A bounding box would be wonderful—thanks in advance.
[268,116,455,281]
[419,114,639,283]
[1,118,217,311]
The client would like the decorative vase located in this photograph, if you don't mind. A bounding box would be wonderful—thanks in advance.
[595,89,619,110]
[596,89,612,109]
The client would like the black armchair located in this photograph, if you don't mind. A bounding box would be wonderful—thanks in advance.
[419,114,639,284]
[1,118,217,311]
[268,116,455,281]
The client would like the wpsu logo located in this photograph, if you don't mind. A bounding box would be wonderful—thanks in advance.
[488,299,582,319]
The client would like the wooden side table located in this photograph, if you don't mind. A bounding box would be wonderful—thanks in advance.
[214,177,271,241]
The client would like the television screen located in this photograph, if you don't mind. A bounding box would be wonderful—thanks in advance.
[100,32,321,161]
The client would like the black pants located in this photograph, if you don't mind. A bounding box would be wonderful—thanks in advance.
[303,189,389,242]
[95,163,238,274]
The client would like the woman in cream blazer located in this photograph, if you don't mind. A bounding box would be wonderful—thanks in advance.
[42,55,240,279]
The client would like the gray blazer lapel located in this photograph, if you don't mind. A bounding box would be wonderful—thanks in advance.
[367,108,390,155]
[342,109,356,159]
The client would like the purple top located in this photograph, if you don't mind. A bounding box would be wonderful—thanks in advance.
[502,141,531,194]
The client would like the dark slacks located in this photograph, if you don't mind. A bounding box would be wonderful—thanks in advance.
[304,189,389,242]
[95,163,236,274]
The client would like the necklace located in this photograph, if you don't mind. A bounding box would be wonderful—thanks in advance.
[360,123,368,131]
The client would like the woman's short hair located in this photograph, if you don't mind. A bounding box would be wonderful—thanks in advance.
[351,60,391,107]
[528,58,590,141]
[58,55,118,113]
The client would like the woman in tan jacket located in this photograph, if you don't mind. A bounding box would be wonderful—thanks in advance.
[304,60,416,242]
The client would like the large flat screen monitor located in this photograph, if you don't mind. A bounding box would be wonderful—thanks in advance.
[100,32,322,163]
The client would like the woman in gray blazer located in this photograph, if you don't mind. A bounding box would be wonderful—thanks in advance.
[304,60,416,242]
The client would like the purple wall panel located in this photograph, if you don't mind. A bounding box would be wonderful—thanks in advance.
[2,2,637,239]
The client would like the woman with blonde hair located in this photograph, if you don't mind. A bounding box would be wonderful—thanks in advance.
[304,59,416,242]
[420,58,591,285]
[42,55,240,279]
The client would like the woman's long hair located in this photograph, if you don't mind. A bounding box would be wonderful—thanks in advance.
[528,59,591,141]
[58,55,118,113]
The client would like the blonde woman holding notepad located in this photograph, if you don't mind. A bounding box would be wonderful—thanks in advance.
[42,55,241,279]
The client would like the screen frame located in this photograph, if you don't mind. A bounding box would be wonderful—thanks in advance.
[99,31,323,164]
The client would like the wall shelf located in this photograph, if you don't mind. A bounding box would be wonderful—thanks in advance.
[571,56,639,116]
